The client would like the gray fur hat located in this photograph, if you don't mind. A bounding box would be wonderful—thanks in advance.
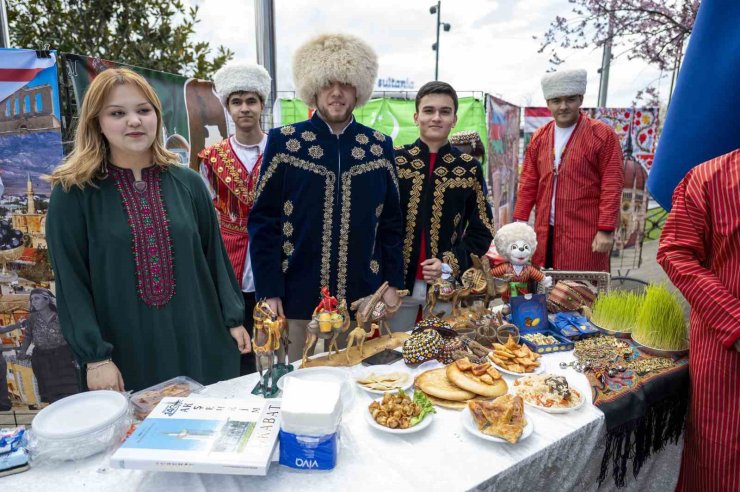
[213,62,271,106]
[541,69,587,100]
[292,33,378,108]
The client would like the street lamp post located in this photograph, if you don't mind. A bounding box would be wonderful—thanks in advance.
[430,1,451,81]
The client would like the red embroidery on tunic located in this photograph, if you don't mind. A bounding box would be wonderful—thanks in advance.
[110,165,175,307]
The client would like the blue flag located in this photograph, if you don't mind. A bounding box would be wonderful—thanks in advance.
[647,0,740,210]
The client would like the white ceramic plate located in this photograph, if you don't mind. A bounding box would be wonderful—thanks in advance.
[32,390,129,439]
[461,406,534,443]
[513,386,586,414]
[354,366,414,395]
[487,356,545,377]
[364,397,434,434]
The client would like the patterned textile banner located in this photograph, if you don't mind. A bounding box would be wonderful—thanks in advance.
[275,96,489,174]
[63,54,228,170]
[0,49,81,409]
[523,107,660,170]
[486,95,520,230]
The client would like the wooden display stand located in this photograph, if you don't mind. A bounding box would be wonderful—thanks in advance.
[301,332,410,368]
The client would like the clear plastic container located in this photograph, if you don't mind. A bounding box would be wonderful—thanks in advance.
[129,376,204,420]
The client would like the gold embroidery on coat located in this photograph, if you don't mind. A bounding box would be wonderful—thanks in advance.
[370,260,380,275]
[284,200,293,216]
[356,134,369,145]
[460,153,473,162]
[308,145,324,159]
[373,131,386,142]
[301,131,317,142]
[351,147,366,160]
[442,153,455,164]
[281,125,295,135]
[370,144,383,157]
[398,167,424,275]
[286,139,301,152]
[337,159,396,299]
[255,153,336,288]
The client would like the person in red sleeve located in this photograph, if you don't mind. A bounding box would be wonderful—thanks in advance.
[657,150,740,492]
[513,69,624,272]
[389,81,495,331]
[198,62,271,374]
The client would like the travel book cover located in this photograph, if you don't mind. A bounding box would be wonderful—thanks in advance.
[111,396,281,476]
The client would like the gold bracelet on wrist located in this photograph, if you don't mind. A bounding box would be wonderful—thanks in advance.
[86,359,112,371]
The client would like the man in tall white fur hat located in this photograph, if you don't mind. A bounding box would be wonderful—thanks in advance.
[513,68,624,272]
[248,33,404,362]
[198,61,271,374]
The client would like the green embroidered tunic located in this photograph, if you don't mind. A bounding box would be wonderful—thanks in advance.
[46,164,244,391]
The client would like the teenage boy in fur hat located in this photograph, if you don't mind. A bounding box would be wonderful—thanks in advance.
[198,62,271,374]
[388,82,495,331]
[248,33,404,361]
[514,69,624,272]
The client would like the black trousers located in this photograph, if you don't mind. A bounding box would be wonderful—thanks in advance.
[545,226,555,269]
[0,355,10,411]
[241,292,257,376]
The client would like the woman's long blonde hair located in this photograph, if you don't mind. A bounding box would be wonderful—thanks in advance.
[48,68,179,190]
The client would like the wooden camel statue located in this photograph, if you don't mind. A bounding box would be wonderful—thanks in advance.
[252,300,289,395]
[345,322,380,362]
[349,281,409,339]
[301,299,351,367]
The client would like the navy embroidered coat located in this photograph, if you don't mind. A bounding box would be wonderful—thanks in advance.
[248,113,404,319]
[395,139,495,289]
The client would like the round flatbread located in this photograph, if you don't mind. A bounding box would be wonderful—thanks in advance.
[415,367,476,401]
[422,391,489,410]
[446,363,508,398]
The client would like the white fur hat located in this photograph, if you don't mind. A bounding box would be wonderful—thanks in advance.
[541,69,587,100]
[292,33,378,107]
[213,62,272,107]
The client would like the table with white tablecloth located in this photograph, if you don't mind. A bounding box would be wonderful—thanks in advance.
[3,350,682,492]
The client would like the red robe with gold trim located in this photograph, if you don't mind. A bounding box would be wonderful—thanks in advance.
[198,139,261,282]
[489,262,545,302]
[657,150,740,492]
[514,113,624,271]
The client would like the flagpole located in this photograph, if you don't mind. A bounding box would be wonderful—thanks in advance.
[0,0,10,48]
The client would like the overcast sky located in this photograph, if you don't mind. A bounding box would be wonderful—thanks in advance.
[192,0,672,107]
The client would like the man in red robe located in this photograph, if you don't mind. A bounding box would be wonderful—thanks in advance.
[514,69,624,272]
[199,62,271,375]
[657,150,740,492]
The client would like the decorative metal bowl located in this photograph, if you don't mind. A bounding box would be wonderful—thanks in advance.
[632,334,689,358]
[590,320,633,339]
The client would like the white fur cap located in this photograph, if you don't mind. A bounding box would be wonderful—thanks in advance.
[541,68,587,100]
[292,33,378,107]
[494,222,538,256]
[213,62,271,106]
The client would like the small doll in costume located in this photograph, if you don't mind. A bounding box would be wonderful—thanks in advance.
[489,222,552,302]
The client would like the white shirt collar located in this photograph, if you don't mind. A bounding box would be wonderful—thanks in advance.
[231,133,267,153]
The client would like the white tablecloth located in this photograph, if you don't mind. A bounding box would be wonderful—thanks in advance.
[4,350,682,491]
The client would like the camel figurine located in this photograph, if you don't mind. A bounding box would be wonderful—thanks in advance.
[424,277,458,318]
[252,300,289,395]
[345,322,380,362]
[349,281,409,339]
[301,298,351,367]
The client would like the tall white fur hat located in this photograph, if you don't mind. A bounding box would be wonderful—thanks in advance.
[292,33,378,108]
[541,69,587,100]
[213,62,271,106]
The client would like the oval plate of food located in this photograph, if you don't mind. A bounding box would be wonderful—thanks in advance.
[488,358,545,377]
[461,405,533,443]
[512,374,585,414]
[365,390,435,434]
[355,366,413,395]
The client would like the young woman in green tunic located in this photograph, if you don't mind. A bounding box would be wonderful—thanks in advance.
[46,68,251,392]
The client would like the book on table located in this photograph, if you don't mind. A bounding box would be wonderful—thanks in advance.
[111,396,281,475]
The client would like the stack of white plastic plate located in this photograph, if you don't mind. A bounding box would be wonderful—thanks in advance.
[32,390,131,460]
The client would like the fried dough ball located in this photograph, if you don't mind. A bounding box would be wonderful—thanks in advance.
[376,415,388,426]
[387,417,400,428]
[399,418,411,429]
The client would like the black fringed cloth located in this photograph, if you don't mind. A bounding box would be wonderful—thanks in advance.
[585,340,689,488]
